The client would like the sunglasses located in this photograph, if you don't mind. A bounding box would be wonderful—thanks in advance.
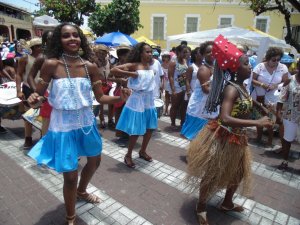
[271,57,281,62]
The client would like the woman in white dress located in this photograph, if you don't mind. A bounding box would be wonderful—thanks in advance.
[111,42,158,168]
[181,42,217,140]
[185,47,202,99]
[27,23,129,225]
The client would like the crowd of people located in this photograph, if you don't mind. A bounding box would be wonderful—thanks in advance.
[0,23,299,225]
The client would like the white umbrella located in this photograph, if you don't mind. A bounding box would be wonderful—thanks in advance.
[33,15,59,28]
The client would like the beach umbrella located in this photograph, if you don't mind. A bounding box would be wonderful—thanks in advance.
[136,36,157,47]
[95,31,138,47]
[280,53,295,64]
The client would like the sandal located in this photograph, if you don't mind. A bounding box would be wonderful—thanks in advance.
[278,161,288,170]
[139,151,153,162]
[77,191,101,204]
[220,204,244,212]
[66,214,76,225]
[124,155,135,168]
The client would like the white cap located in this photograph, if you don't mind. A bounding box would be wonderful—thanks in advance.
[109,49,118,59]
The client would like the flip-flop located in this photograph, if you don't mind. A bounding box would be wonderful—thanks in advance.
[219,204,244,212]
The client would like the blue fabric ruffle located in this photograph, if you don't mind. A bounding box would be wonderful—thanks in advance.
[181,114,208,140]
[116,107,157,135]
[28,121,102,173]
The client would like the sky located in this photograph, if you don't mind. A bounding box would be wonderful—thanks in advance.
[0,0,89,28]
[0,0,40,12]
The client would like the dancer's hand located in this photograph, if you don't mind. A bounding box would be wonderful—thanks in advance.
[27,92,45,109]
[17,91,25,100]
[257,116,273,128]
[267,84,278,91]
[120,88,131,102]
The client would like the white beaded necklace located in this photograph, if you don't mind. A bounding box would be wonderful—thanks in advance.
[61,53,94,135]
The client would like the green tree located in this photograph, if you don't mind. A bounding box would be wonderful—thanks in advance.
[88,0,143,36]
[241,0,300,51]
[37,0,96,26]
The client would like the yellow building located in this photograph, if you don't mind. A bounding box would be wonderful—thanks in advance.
[0,2,33,42]
[98,0,300,49]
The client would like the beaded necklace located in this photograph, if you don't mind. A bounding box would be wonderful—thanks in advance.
[61,53,94,135]
[228,80,251,100]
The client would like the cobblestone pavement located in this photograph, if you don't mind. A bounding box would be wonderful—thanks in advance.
[0,115,299,225]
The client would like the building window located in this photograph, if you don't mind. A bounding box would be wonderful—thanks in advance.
[256,18,268,32]
[254,16,270,33]
[153,16,164,40]
[218,15,234,28]
[186,17,198,33]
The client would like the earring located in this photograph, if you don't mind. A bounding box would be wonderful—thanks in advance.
[79,47,84,56]
[234,73,237,81]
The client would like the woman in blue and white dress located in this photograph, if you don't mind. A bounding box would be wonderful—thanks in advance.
[27,23,129,225]
[111,42,157,169]
[181,41,218,140]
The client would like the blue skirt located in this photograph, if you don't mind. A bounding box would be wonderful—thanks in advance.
[181,114,208,140]
[28,121,102,173]
[116,107,157,135]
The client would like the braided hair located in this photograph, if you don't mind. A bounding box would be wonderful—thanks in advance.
[204,61,236,113]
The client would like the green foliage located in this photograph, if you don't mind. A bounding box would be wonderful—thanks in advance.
[241,0,271,14]
[88,0,143,36]
[37,0,96,26]
[241,0,300,51]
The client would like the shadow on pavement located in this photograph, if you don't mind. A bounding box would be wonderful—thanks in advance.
[106,161,138,174]
[33,204,87,225]
[263,150,298,162]
[179,155,187,164]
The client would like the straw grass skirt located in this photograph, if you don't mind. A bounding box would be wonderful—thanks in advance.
[186,120,252,198]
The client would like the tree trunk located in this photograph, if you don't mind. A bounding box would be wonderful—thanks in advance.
[284,13,300,52]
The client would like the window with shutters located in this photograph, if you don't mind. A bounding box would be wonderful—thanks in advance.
[153,17,164,40]
[186,17,198,33]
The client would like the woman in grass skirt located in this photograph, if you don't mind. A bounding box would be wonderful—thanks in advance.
[186,35,273,225]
